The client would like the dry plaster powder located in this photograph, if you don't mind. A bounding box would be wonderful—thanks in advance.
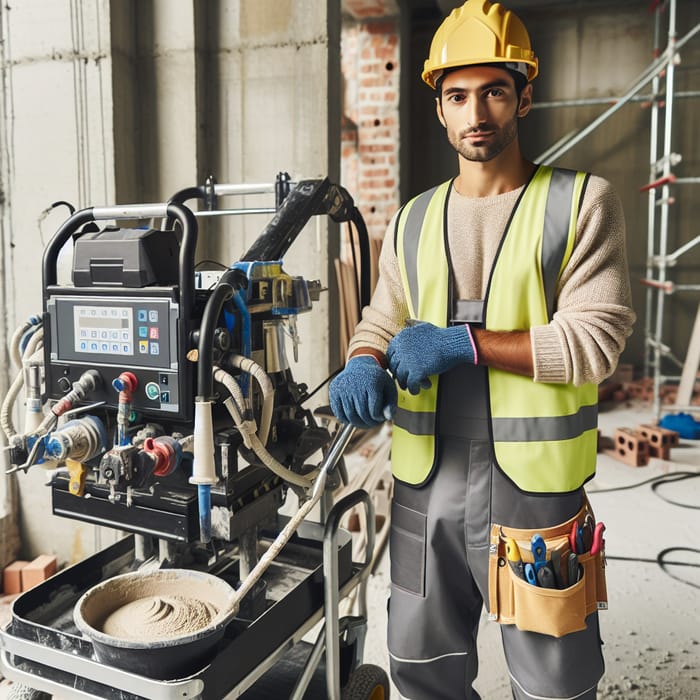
[100,594,220,641]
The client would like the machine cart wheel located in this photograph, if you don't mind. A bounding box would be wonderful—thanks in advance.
[342,664,390,700]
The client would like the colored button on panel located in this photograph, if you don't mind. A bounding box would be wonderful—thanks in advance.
[160,391,170,403]
[145,382,160,401]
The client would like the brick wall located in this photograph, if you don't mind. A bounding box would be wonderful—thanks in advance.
[341,17,400,245]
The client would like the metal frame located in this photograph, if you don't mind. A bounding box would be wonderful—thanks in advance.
[535,0,700,417]
[643,0,700,416]
[0,180,378,698]
[0,488,375,700]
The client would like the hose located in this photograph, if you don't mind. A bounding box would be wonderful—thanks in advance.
[198,283,235,400]
[1,336,45,440]
[226,354,274,446]
[1,372,25,440]
[10,315,42,369]
[228,423,354,611]
[590,471,700,589]
[213,367,316,489]
[232,291,252,395]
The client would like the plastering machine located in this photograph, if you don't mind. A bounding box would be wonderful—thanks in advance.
[0,174,389,699]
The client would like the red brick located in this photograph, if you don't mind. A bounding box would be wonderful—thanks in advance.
[610,428,650,467]
[636,424,679,460]
[3,561,29,595]
[21,555,57,591]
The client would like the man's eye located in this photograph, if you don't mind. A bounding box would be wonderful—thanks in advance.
[448,94,465,103]
[487,89,504,97]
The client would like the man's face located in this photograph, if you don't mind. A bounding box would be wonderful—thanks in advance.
[436,65,532,163]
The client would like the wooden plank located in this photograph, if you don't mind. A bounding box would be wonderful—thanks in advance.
[334,258,349,364]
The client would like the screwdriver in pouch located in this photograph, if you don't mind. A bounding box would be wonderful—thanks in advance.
[505,537,525,579]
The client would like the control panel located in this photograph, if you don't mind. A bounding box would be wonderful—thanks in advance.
[44,293,190,419]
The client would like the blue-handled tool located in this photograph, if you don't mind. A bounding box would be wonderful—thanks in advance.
[531,534,547,573]
[581,514,595,552]
[524,562,538,586]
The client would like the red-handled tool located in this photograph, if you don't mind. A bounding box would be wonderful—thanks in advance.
[569,521,579,553]
[591,522,606,556]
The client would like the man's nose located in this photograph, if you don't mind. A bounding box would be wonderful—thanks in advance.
[466,98,487,129]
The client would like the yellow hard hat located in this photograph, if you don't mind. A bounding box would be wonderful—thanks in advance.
[422,0,538,89]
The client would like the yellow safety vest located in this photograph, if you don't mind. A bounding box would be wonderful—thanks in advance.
[393,165,598,493]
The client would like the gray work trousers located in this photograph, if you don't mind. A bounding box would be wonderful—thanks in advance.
[387,362,605,700]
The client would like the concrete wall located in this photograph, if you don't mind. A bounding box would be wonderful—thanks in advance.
[0,0,340,564]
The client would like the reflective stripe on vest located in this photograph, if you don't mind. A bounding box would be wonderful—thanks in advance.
[393,166,597,493]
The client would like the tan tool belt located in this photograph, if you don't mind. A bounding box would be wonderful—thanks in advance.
[487,501,607,638]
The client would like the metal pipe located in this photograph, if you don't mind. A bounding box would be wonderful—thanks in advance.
[194,207,277,217]
[659,233,700,263]
[653,0,678,417]
[674,177,700,184]
[537,19,700,164]
[644,5,663,380]
[531,90,700,110]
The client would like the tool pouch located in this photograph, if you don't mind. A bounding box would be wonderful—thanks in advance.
[487,502,607,638]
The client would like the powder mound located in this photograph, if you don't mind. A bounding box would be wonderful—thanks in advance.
[100,595,220,642]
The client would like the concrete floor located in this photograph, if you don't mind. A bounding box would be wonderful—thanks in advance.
[360,400,700,699]
[0,400,697,699]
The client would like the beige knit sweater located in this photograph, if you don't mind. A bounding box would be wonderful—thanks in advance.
[348,174,636,386]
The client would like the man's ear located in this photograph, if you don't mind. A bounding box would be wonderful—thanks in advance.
[517,84,533,118]
[435,97,446,128]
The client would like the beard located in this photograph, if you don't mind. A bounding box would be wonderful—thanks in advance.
[447,115,518,162]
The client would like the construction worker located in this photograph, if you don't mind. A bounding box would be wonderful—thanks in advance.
[329,1,635,698]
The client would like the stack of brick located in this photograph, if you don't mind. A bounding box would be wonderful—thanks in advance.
[2,554,57,595]
[604,424,680,466]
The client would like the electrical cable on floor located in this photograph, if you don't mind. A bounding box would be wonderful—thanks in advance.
[589,470,700,589]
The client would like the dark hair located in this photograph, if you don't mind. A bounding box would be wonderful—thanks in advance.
[436,63,528,102]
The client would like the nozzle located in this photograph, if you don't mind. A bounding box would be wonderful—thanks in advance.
[189,400,218,485]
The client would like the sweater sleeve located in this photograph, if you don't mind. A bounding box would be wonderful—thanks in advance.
[346,211,408,359]
[530,176,636,386]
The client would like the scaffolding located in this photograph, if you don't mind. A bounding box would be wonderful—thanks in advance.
[534,0,700,418]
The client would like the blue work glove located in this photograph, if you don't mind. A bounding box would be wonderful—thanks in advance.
[387,322,477,395]
[329,356,397,429]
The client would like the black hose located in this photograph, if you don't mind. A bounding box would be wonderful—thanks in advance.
[350,207,372,309]
[197,283,234,400]
[164,187,205,229]
[165,202,198,318]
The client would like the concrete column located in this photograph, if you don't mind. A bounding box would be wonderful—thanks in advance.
[203,0,341,399]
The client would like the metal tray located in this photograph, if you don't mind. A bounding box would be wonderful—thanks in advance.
[0,513,360,700]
